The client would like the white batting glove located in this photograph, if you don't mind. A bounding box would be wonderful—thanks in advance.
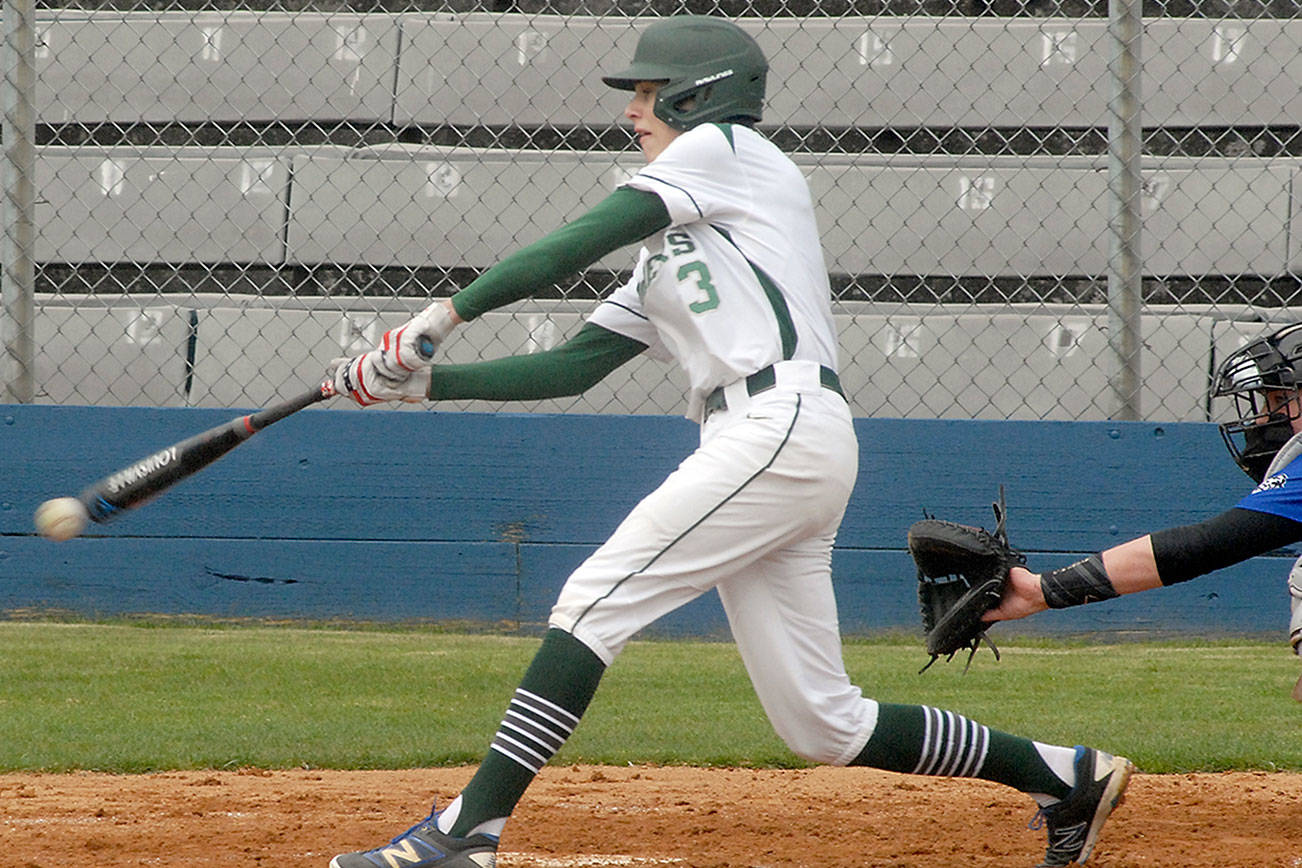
[1289,557,1302,656]
[329,351,431,406]
[373,303,456,379]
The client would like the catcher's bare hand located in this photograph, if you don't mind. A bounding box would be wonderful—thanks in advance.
[981,566,1048,623]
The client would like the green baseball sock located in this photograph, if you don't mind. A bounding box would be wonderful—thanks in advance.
[445,628,605,837]
[852,702,1074,800]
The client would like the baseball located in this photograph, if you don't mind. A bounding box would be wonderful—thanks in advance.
[34,497,89,542]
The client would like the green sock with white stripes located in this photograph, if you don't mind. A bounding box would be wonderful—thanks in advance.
[851,703,1072,800]
[446,628,605,837]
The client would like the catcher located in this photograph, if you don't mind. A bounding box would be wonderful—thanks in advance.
[915,321,1302,700]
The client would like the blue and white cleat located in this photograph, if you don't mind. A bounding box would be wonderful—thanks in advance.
[1031,746,1134,867]
[330,811,497,868]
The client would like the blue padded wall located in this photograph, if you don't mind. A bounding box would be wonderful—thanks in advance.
[0,404,1288,639]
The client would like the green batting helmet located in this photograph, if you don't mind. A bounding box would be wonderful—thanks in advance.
[602,16,768,132]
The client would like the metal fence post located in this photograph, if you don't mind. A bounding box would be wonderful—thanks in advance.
[1107,0,1144,421]
[1,0,37,404]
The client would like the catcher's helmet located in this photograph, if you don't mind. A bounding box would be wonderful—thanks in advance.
[1211,321,1302,481]
[602,16,768,131]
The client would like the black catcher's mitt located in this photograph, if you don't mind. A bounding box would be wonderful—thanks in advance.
[909,486,1025,673]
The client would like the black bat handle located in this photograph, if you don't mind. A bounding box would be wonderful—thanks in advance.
[244,382,333,433]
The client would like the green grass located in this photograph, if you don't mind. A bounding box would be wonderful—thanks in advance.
[0,621,1297,774]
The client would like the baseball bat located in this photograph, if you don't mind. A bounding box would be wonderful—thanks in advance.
[78,380,336,524]
[73,331,440,523]
[39,334,437,537]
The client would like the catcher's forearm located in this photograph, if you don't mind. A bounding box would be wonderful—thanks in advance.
[1039,554,1119,609]
[1101,536,1164,592]
[1049,508,1302,608]
[1039,538,1158,609]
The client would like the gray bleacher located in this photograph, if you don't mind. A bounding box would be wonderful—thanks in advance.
[34,11,399,124]
[1292,165,1302,273]
[33,302,194,407]
[32,13,1302,128]
[28,12,1302,276]
[33,293,1255,423]
[187,305,353,408]
[759,18,1114,128]
[837,309,1215,421]
[810,155,1294,277]
[24,12,1302,421]
[33,144,1298,279]
[392,13,638,127]
[32,294,689,414]
[1141,18,1302,126]
[184,302,681,413]
[187,301,691,414]
[1136,159,1292,276]
[36,146,293,263]
[285,145,641,270]
[391,16,1302,128]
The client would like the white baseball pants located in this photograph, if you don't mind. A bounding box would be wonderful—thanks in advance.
[550,366,878,766]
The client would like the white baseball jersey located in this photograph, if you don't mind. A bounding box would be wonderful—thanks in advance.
[589,122,840,421]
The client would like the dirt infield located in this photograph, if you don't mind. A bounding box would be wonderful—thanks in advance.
[3,765,1300,867]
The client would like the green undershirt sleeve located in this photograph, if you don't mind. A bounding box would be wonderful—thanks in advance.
[426,321,647,402]
[450,187,672,323]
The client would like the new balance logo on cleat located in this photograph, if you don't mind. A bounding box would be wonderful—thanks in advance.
[1031,746,1133,867]
[1041,822,1086,858]
[330,812,499,868]
[372,839,437,868]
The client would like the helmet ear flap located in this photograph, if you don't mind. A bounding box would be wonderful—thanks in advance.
[662,85,708,128]
[679,84,710,113]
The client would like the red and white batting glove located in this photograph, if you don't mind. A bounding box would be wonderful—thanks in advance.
[372,303,456,379]
[329,351,431,406]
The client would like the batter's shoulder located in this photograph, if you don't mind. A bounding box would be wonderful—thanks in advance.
[703,121,773,154]
[665,122,739,154]
[668,123,785,166]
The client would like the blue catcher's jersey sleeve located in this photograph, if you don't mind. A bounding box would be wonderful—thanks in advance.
[1236,453,1302,523]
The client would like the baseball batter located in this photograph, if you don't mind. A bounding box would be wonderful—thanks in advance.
[328,17,1130,868]
[987,321,1302,693]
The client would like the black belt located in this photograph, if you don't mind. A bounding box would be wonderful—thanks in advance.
[703,364,844,418]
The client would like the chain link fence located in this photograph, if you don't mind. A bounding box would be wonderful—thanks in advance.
[2,2,1300,421]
